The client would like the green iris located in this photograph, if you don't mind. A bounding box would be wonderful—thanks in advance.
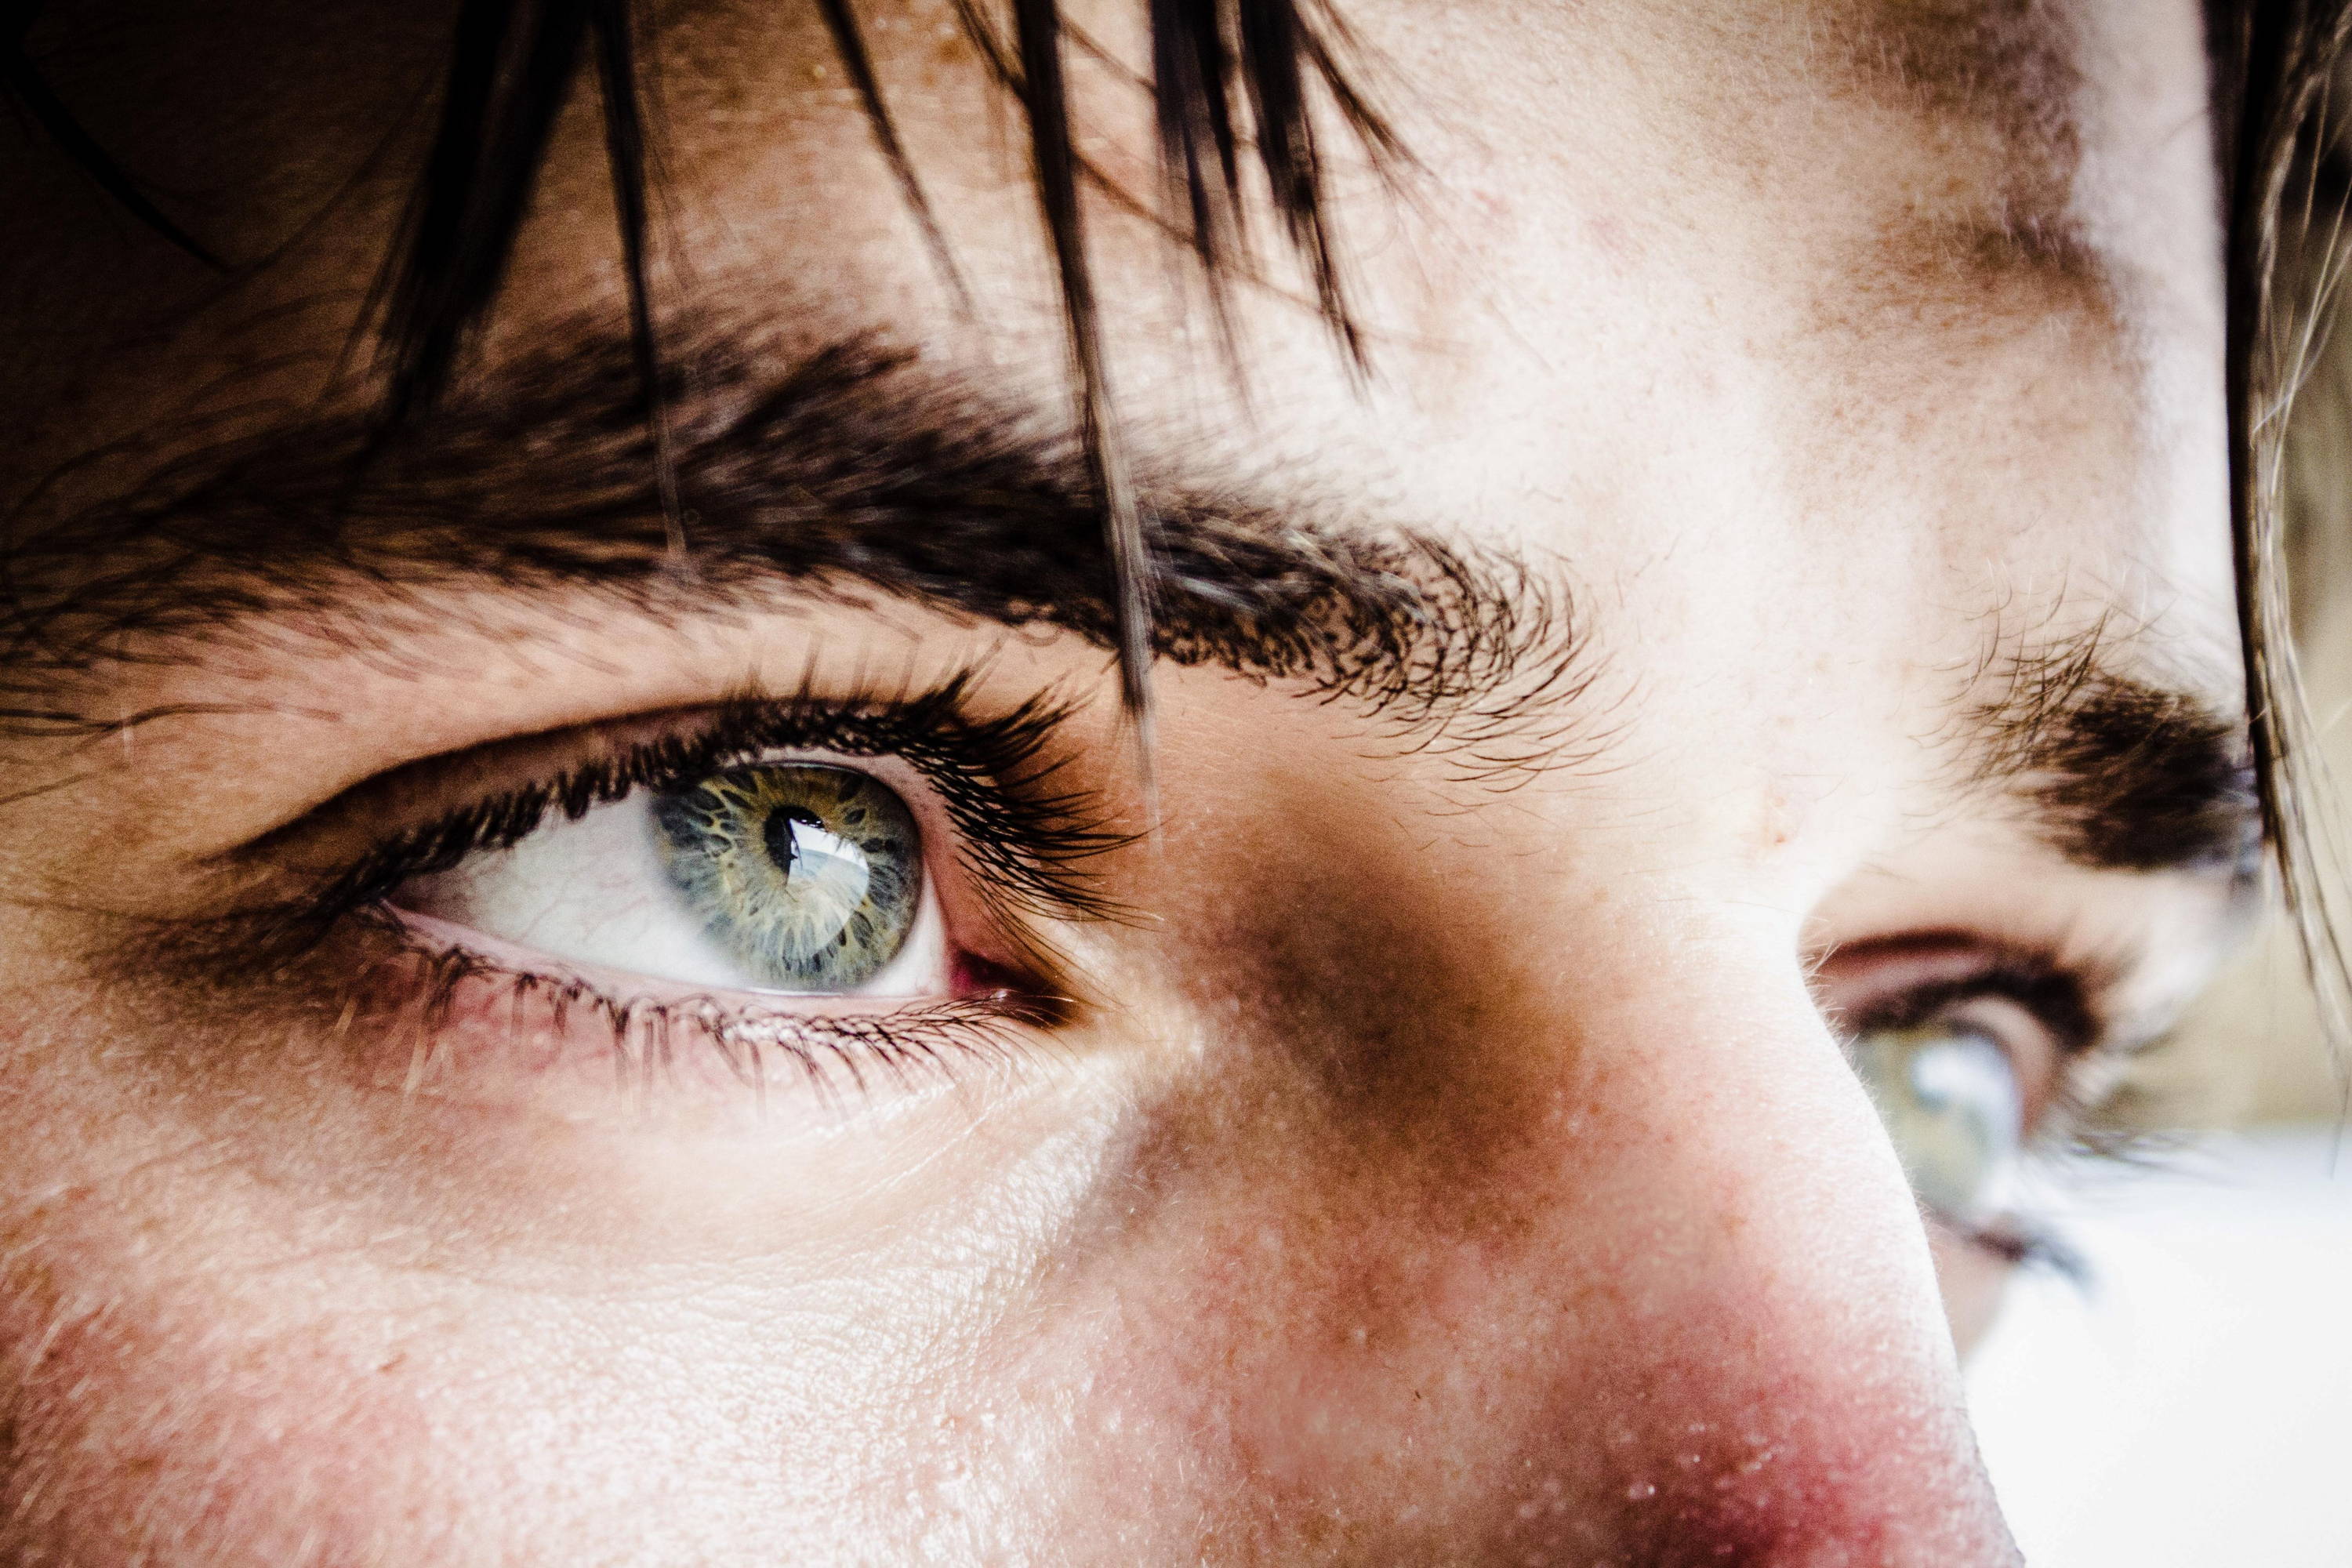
[1850,1022,2022,1225]
[652,764,923,991]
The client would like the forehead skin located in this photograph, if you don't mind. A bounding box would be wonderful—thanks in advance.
[0,0,2236,1564]
[8,0,2233,695]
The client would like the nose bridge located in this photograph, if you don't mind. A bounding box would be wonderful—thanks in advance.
[1543,936,1941,1330]
[1410,931,2022,1561]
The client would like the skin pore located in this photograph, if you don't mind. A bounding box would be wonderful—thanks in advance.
[0,0,2256,1563]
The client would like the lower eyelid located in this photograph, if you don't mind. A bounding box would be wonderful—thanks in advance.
[346,911,1050,1109]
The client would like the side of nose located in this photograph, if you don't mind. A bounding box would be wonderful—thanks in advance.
[1081,925,2027,1565]
[1494,953,2017,1562]
[1377,935,2023,1563]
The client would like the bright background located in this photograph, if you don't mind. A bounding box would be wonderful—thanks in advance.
[1967,399,2352,1563]
[1969,1128,2352,1566]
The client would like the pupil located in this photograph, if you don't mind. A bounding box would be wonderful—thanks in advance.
[763,805,826,876]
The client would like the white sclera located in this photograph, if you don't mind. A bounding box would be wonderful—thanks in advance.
[397,789,949,997]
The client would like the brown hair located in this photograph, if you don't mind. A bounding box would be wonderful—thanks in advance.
[2213,1,2352,1038]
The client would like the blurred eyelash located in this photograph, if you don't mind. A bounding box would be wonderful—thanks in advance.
[1835,948,2103,1055]
[270,667,1131,955]
[1967,1213,2088,1282]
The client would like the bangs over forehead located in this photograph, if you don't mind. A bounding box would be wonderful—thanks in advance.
[6,0,1406,730]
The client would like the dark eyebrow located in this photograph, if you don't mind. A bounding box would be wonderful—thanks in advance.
[1962,626,2259,878]
[3,327,2256,880]
[0,325,1592,774]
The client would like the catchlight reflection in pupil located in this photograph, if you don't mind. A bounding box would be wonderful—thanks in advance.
[652,764,923,991]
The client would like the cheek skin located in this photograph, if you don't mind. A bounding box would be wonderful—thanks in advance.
[0,900,2016,1568]
[0,1105,949,1567]
[0,1172,448,1564]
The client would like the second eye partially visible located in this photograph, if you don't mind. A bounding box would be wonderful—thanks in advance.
[1849,1008,2027,1228]
[1823,938,2112,1271]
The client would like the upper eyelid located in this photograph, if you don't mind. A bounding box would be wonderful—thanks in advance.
[220,684,964,870]
[234,675,1131,931]
[203,701,738,873]
[1814,938,2108,1055]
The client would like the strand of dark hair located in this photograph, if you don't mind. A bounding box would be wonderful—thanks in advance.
[1008,0,1155,726]
[812,0,973,314]
[585,0,682,550]
[2214,0,2352,1051]
[372,0,593,432]
[0,0,221,267]
[2,0,1403,735]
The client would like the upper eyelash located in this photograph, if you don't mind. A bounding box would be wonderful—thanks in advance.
[1815,920,2140,1056]
[281,668,1133,948]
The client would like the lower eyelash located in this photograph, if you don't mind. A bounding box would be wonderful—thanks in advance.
[1964,1211,2088,1282]
[361,915,1059,1105]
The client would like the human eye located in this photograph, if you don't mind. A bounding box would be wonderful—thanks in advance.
[1820,941,2100,1265]
[218,673,1123,1102]
[404,760,945,999]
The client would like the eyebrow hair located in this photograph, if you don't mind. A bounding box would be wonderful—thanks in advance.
[0,325,1592,778]
[3,324,2256,877]
[1962,625,2259,877]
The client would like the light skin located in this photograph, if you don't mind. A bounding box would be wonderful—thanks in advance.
[0,0,2253,1562]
